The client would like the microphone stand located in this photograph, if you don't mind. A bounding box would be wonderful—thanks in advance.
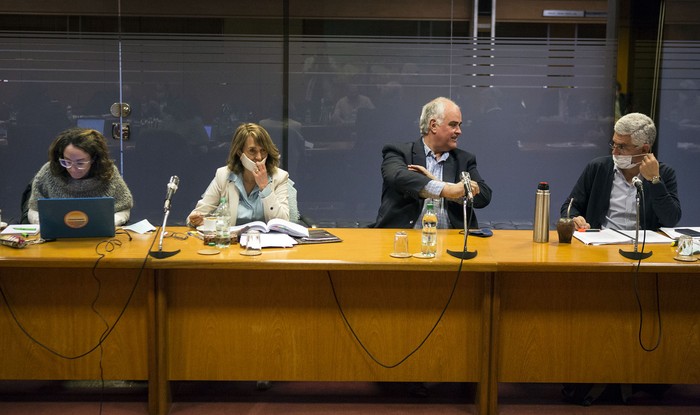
[149,196,181,260]
[447,195,477,260]
[619,187,652,260]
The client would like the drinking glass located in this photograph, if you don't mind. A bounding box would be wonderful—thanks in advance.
[677,234,694,257]
[240,230,262,256]
[390,231,411,258]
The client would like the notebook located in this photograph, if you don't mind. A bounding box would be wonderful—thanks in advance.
[38,197,115,240]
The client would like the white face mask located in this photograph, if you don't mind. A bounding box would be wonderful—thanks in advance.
[240,153,266,173]
[612,154,642,170]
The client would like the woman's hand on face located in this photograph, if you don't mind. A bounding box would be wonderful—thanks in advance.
[253,161,268,189]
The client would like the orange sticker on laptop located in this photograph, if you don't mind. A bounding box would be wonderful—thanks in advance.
[64,210,89,229]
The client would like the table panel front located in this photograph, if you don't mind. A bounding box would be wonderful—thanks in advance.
[165,268,487,382]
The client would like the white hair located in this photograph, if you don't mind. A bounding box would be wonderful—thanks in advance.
[614,112,656,147]
[419,97,459,136]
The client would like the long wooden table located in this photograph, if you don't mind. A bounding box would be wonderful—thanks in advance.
[1,228,698,415]
[148,227,495,415]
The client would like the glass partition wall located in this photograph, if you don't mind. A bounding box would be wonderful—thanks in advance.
[4,2,665,228]
[656,45,700,228]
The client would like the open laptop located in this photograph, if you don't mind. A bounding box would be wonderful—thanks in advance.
[76,118,106,135]
[38,197,115,240]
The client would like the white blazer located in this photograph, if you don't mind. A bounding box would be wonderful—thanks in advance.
[188,166,290,223]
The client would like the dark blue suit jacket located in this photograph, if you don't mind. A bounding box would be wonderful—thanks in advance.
[372,138,492,229]
[560,156,681,229]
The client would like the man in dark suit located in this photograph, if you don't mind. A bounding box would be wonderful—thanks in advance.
[373,96,492,230]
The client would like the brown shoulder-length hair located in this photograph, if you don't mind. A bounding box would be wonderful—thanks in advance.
[48,127,115,181]
[226,123,280,175]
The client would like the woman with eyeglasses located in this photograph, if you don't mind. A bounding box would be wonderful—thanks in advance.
[26,127,133,226]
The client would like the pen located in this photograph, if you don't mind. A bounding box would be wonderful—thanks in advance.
[13,227,37,231]
[187,231,203,240]
[584,229,600,232]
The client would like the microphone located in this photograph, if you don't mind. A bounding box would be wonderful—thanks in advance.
[632,176,643,192]
[619,175,653,261]
[448,171,478,260]
[163,175,180,212]
[461,171,473,201]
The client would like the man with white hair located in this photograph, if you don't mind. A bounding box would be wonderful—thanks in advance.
[373,96,492,230]
[561,112,681,230]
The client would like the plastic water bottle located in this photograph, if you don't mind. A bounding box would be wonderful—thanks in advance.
[214,197,231,248]
[533,182,550,243]
[421,199,438,257]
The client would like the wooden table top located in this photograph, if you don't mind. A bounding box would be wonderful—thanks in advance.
[1,227,697,273]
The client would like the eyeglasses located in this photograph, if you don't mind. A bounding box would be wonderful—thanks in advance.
[608,142,640,153]
[59,158,92,170]
[163,231,188,240]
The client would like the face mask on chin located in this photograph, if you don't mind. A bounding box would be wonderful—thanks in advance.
[612,154,642,170]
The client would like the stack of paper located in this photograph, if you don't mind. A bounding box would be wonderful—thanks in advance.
[615,230,674,244]
[231,218,309,238]
[574,229,673,245]
[240,232,297,248]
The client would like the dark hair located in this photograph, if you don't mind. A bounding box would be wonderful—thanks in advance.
[48,127,115,181]
[226,123,280,175]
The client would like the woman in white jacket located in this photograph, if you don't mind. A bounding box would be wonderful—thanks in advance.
[187,123,289,227]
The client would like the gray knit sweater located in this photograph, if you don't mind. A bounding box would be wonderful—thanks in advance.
[28,162,133,225]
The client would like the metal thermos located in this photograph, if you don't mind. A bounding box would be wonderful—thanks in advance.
[533,182,550,243]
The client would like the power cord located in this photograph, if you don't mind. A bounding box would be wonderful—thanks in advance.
[327,268,460,369]
[0,230,155,415]
[0,230,152,359]
[328,205,474,369]
[632,189,662,352]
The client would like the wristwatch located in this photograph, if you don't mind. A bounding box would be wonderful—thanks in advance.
[651,175,661,184]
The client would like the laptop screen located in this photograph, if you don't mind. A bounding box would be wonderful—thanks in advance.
[38,197,115,240]
[76,118,106,135]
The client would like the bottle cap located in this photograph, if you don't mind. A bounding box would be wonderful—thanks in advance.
[537,182,549,190]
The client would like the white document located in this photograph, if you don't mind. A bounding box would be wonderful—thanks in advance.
[573,229,632,245]
[121,219,157,234]
[1,224,40,235]
[240,232,298,248]
[573,229,673,245]
[614,230,674,244]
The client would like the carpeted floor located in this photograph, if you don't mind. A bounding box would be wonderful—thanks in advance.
[0,381,698,414]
